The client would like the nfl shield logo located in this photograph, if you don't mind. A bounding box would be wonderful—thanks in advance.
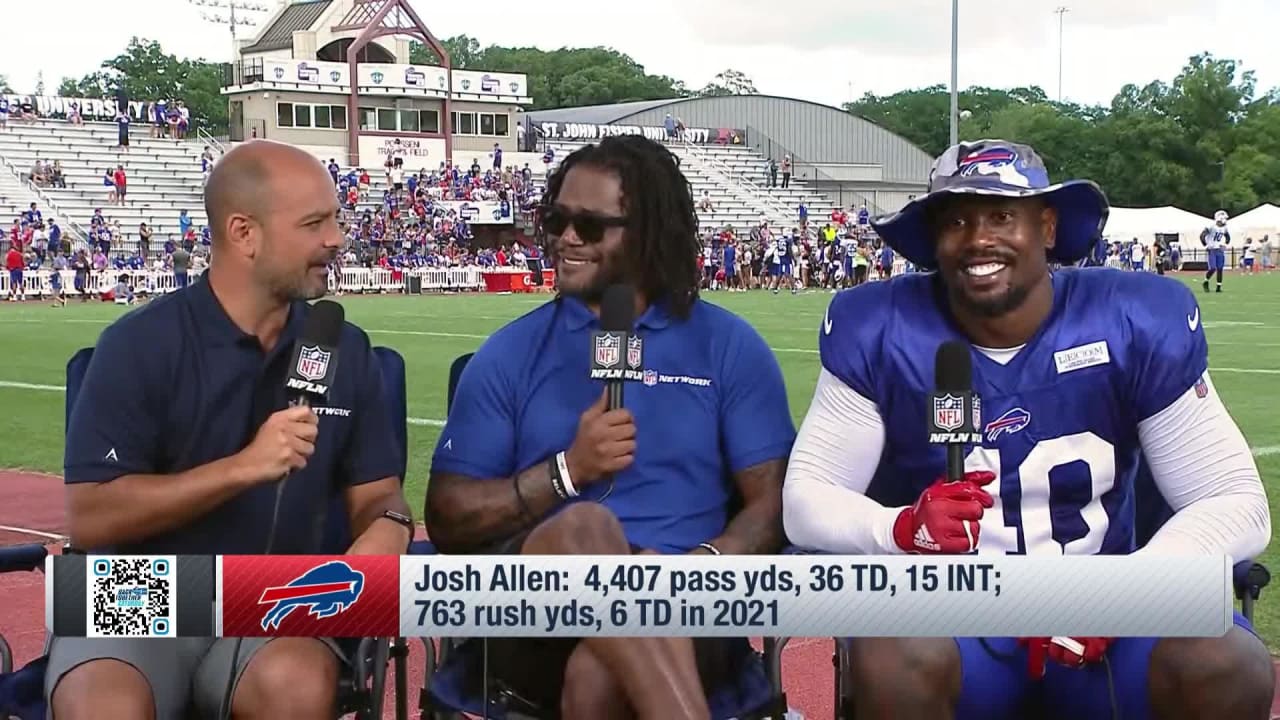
[595,334,620,368]
[296,346,330,381]
[932,394,965,431]
[643,369,658,386]
[627,336,643,369]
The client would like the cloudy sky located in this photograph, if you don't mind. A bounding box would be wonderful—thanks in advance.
[2,0,1276,108]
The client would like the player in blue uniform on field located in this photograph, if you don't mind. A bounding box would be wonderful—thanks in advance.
[1201,210,1231,293]
[769,232,795,294]
[783,140,1273,720]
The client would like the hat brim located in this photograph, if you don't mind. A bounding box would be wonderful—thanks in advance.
[870,180,1110,269]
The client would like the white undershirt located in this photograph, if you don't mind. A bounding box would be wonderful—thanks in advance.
[782,368,1271,559]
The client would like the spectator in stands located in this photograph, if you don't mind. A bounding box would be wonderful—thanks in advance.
[178,209,192,238]
[780,154,792,189]
[698,191,715,214]
[115,110,131,151]
[110,274,135,305]
[491,142,503,170]
[165,102,182,139]
[29,158,49,187]
[201,147,216,183]
[102,168,117,203]
[138,222,152,258]
[113,166,128,206]
[664,112,677,140]
[0,96,7,128]
[72,249,90,301]
[426,134,794,720]
[67,101,83,126]
[50,159,66,188]
[767,157,777,188]
[176,101,190,139]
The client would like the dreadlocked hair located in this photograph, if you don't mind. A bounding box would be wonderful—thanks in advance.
[541,134,702,319]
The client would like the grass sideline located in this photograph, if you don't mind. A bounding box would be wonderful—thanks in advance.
[0,272,1276,647]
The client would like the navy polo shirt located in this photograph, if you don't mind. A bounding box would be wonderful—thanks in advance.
[64,275,401,555]
[431,296,796,554]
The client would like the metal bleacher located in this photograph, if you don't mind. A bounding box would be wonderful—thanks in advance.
[541,139,838,234]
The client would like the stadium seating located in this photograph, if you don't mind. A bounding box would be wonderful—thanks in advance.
[0,344,419,720]
[539,140,837,233]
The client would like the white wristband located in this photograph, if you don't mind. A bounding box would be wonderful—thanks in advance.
[555,451,578,497]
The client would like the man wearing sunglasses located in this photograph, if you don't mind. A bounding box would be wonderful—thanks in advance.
[426,134,796,720]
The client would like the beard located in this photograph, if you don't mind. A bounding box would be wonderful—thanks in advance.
[949,280,1032,318]
[557,250,628,304]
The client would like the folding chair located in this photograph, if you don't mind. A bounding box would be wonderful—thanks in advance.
[828,457,1272,720]
[0,345,416,720]
[416,353,792,720]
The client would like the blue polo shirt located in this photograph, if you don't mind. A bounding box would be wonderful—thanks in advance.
[63,274,401,555]
[431,296,796,554]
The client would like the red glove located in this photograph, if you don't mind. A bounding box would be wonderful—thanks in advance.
[891,471,995,554]
[1019,637,1114,678]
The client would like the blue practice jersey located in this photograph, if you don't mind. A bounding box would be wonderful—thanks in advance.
[774,236,791,262]
[820,268,1208,556]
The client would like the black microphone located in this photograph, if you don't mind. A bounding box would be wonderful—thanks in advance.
[591,284,642,410]
[928,340,982,483]
[284,300,345,410]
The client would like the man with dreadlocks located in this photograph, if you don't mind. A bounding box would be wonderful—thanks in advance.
[424,135,796,719]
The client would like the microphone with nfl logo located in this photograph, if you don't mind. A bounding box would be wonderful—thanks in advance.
[286,300,343,405]
[590,285,645,410]
[929,340,982,482]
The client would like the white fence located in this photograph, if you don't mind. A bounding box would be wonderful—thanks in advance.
[0,266,513,297]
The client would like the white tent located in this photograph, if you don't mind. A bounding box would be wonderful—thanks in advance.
[1231,203,1280,238]
[1102,206,1213,243]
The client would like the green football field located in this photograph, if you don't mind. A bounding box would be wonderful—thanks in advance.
[0,272,1276,646]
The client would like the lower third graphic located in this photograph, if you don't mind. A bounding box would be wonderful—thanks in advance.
[257,561,365,631]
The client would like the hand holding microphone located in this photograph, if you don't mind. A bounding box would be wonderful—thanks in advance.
[893,340,991,554]
[233,406,319,484]
[565,388,637,486]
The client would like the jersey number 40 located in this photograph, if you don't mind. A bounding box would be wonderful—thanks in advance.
[965,432,1117,555]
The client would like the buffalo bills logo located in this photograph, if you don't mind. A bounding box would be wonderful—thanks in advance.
[957,148,1031,188]
[984,407,1030,442]
[258,561,364,631]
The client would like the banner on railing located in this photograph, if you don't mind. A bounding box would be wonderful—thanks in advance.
[47,553,1232,639]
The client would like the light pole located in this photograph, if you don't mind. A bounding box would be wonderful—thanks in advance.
[188,0,272,57]
[949,0,959,147]
[1054,6,1069,102]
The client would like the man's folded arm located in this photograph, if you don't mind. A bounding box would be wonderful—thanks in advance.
[783,369,904,555]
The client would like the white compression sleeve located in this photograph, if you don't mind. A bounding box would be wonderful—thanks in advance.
[782,369,906,554]
[1135,372,1271,559]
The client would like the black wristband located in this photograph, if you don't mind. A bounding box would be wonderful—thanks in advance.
[547,456,570,500]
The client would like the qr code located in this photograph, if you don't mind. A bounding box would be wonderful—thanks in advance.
[87,556,177,638]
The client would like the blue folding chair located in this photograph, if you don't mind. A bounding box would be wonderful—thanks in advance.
[827,458,1271,720]
[0,345,417,720]
[414,353,791,720]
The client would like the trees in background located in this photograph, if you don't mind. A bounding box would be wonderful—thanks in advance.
[846,54,1279,215]
[36,36,1277,214]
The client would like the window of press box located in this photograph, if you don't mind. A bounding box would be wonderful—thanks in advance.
[275,102,347,130]
[359,107,439,133]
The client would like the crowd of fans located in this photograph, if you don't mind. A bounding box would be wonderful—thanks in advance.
[325,147,544,273]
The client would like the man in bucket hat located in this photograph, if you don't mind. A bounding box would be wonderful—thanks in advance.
[782,140,1272,719]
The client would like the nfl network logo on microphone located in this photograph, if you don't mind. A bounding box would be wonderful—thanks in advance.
[287,346,333,395]
[929,392,982,444]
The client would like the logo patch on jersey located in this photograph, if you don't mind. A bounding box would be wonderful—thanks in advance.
[1053,341,1110,375]
[1187,308,1200,331]
[1194,375,1208,399]
[984,407,1030,442]
[642,369,658,386]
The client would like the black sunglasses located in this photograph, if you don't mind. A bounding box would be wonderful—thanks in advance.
[539,206,628,243]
